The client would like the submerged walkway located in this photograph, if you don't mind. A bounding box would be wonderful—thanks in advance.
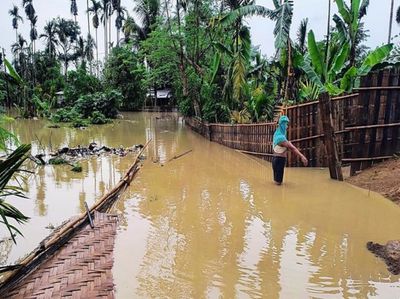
[4,212,118,299]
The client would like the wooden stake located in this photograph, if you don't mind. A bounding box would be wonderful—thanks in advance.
[319,92,344,181]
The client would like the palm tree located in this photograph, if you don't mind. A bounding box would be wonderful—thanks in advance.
[30,15,38,53]
[86,0,92,42]
[9,5,23,43]
[88,0,102,73]
[74,36,86,66]
[56,18,81,75]
[85,34,96,70]
[11,34,27,68]
[114,4,126,46]
[71,0,78,23]
[133,0,160,41]
[40,21,59,59]
[22,0,36,54]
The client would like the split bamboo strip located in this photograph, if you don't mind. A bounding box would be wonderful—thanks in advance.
[345,122,400,131]
[342,156,393,162]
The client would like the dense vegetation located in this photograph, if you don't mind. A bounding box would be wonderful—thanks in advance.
[0,0,398,124]
[0,0,399,238]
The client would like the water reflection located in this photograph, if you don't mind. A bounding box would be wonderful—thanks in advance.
[3,113,400,298]
[112,114,400,298]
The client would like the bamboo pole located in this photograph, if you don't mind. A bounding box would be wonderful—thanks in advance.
[319,92,343,181]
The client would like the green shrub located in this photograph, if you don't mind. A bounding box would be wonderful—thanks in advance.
[49,157,68,165]
[90,111,109,125]
[71,118,89,128]
[63,67,102,106]
[74,90,122,118]
[51,108,82,123]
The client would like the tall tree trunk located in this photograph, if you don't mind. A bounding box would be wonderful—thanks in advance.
[96,28,99,76]
[324,0,331,71]
[117,29,120,47]
[109,12,112,51]
[87,0,91,37]
[15,29,18,44]
[104,15,108,58]
[388,0,395,43]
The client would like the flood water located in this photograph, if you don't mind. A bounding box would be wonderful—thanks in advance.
[2,112,400,298]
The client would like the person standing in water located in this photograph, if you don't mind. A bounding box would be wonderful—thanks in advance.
[272,115,308,185]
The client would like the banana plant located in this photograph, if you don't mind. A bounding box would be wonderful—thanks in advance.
[332,0,370,66]
[302,30,393,96]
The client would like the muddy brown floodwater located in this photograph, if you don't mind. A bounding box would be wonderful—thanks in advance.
[2,112,400,298]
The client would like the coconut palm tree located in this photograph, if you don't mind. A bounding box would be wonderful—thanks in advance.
[88,0,102,72]
[40,20,59,59]
[56,18,81,75]
[9,5,24,43]
[134,0,160,40]
[114,5,126,46]
[71,0,78,23]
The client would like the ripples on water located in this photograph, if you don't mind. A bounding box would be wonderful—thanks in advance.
[2,113,400,298]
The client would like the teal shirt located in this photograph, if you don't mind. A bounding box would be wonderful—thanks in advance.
[273,116,289,147]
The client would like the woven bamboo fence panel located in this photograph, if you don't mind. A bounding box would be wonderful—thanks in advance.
[186,69,400,170]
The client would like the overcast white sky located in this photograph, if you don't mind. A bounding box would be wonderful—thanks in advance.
[0,0,399,61]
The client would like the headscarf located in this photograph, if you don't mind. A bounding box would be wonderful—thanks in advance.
[273,115,289,147]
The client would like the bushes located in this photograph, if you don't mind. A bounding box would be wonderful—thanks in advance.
[74,90,122,118]
[63,67,102,106]
[51,90,122,126]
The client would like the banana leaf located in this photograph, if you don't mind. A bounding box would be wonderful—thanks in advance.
[358,44,394,76]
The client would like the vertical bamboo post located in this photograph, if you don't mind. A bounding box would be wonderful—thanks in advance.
[319,92,344,181]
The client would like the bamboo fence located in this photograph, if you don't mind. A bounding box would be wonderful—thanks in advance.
[186,69,400,172]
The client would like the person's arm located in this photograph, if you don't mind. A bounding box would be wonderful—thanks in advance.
[280,141,308,166]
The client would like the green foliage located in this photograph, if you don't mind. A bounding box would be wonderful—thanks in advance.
[48,157,68,165]
[51,108,82,123]
[63,67,102,106]
[0,144,31,243]
[104,45,146,110]
[90,111,109,125]
[75,90,122,118]
[71,118,89,128]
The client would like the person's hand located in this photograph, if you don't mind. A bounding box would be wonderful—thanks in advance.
[301,156,308,166]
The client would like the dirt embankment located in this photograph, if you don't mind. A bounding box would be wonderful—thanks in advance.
[346,158,400,204]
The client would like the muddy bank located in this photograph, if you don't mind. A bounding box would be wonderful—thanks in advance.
[367,240,400,275]
[346,158,400,204]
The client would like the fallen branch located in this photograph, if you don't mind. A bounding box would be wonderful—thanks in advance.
[168,149,193,162]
